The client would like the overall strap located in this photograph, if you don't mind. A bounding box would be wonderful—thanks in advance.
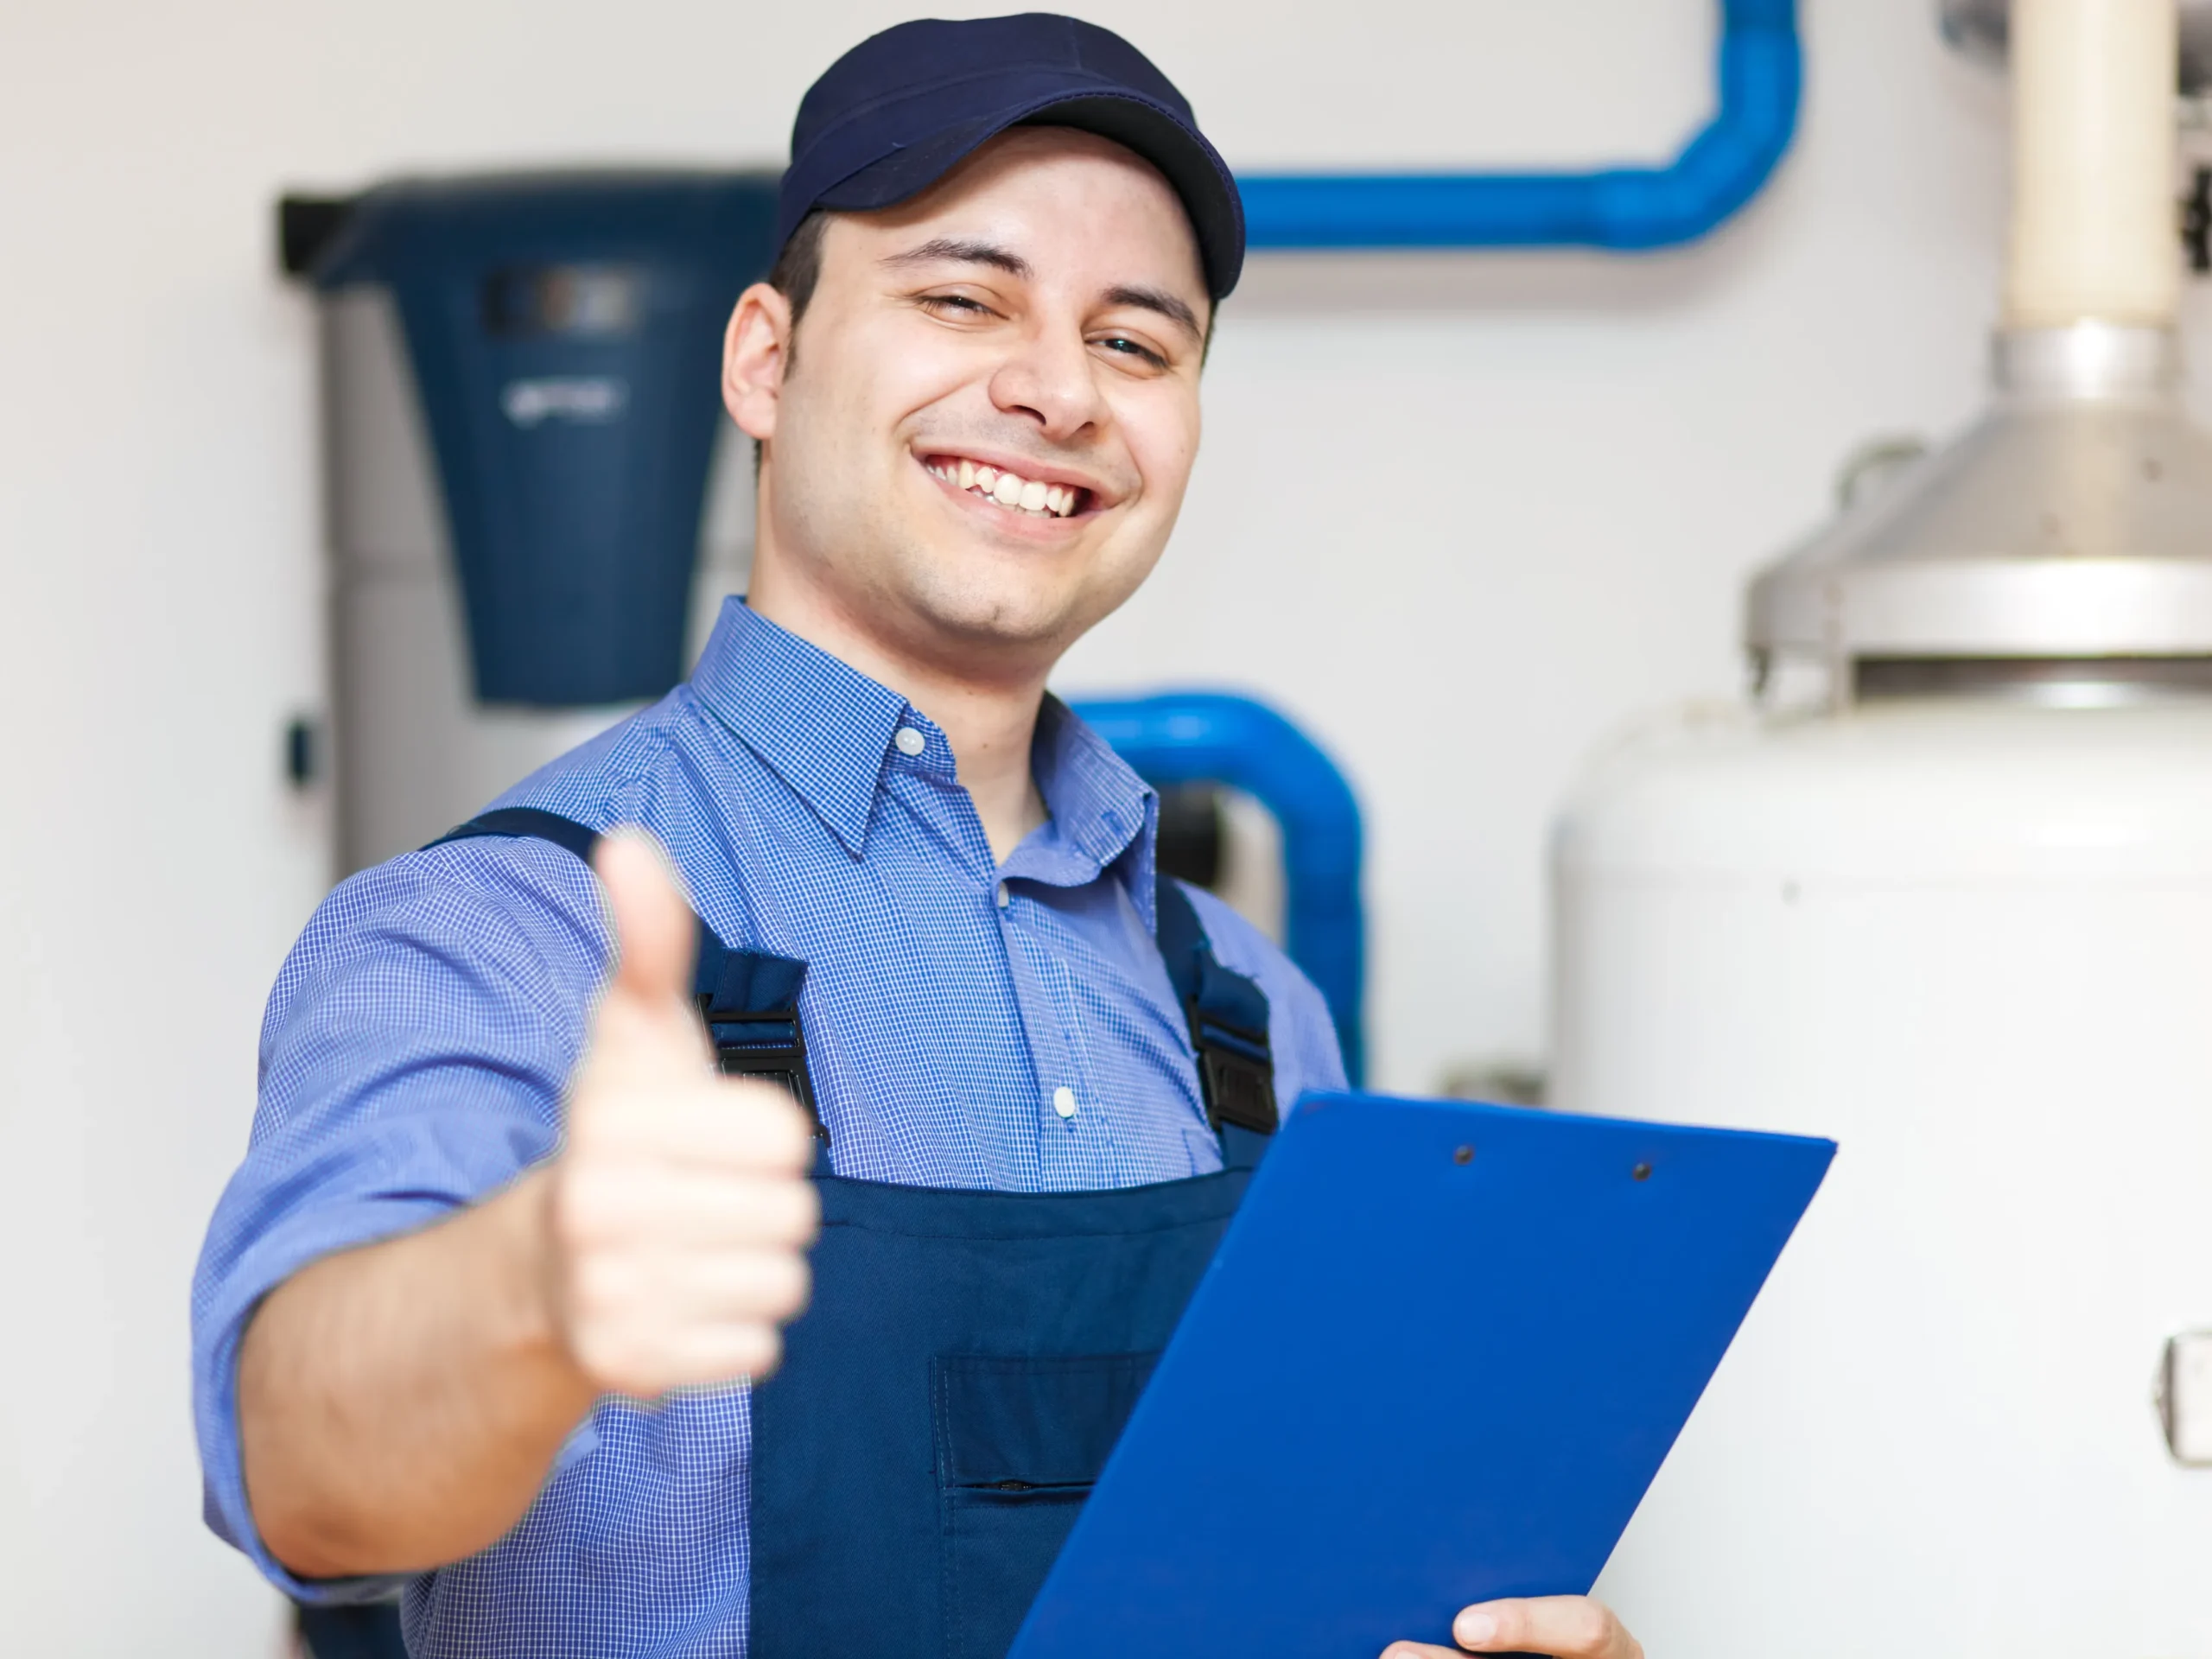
[1154,874,1278,1163]
[428,810,826,1141]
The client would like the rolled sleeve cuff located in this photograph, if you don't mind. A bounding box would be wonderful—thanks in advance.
[194,1192,456,1605]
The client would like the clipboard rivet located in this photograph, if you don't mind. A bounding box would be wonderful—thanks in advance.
[1632,1161,1653,1180]
[1452,1145,1473,1165]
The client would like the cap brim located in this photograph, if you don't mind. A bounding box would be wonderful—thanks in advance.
[813,90,1243,299]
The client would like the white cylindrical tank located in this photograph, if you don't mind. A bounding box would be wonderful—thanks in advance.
[1554,697,2212,1656]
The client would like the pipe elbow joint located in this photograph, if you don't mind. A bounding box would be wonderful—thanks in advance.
[1238,0,1800,254]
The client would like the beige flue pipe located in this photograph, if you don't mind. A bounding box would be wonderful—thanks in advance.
[2005,0,2180,328]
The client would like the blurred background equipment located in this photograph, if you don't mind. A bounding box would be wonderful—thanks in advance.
[282,173,778,873]
[1236,0,1799,251]
[1071,692,1367,1080]
[1558,1,2212,1650]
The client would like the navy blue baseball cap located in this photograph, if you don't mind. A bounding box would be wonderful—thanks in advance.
[779,13,1244,298]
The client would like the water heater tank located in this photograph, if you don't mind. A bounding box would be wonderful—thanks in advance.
[283,171,779,872]
[1553,698,2212,1655]
[1552,5,2212,1646]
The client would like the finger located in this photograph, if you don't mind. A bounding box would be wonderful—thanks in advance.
[657,1245,813,1325]
[662,1317,787,1384]
[558,1165,820,1251]
[572,1244,813,1332]
[1380,1645,1464,1659]
[591,1316,787,1397]
[572,1080,817,1173]
[1452,1597,1638,1658]
[593,830,697,1010]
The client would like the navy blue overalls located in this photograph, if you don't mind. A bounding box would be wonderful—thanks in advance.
[434,808,1281,1658]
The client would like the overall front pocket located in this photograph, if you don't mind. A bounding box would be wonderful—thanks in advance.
[931,1351,1160,1659]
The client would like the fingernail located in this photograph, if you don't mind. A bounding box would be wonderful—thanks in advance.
[1455,1611,1498,1646]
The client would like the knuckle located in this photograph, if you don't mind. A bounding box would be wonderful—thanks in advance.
[573,1325,658,1396]
[556,1093,610,1157]
[729,1323,783,1380]
[1565,1599,1612,1655]
[738,1249,809,1321]
[1482,1597,1613,1656]
[756,1178,819,1243]
[563,1091,647,1166]
[760,1093,819,1162]
[769,1252,812,1319]
[1591,1601,1637,1659]
[716,1078,799,1145]
[569,1254,633,1323]
[791,1180,822,1240]
[551,1167,617,1246]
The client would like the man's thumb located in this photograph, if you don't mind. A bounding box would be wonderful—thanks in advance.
[594,831,696,1007]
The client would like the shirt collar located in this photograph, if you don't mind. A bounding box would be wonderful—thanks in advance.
[1006,696,1159,923]
[689,602,1159,909]
[688,599,912,856]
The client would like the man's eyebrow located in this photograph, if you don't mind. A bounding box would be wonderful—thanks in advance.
[880,238,1033,279]
[880,243,1205,343]
[1103,283,1204,342]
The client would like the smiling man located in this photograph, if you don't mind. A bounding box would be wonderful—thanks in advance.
[192,16,1641,1659]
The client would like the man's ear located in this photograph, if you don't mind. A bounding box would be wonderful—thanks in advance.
[724,281,793,442]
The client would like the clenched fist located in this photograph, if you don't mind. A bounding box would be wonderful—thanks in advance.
[542,831,822,1395]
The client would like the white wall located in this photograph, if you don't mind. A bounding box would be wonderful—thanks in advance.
[0,0,2063,1648]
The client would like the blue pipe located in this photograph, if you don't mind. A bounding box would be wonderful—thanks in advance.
[1071,692,1366,1087]
[1236,0,1799,251]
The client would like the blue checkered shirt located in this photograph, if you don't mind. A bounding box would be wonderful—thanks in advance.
[192,598,1347,1656]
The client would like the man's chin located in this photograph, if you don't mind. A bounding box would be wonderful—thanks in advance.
[886,575,1103,668]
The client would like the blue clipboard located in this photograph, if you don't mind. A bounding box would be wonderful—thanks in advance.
[1008,1092,1834,1657]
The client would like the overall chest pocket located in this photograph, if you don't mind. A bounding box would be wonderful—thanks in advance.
[931,1351,1159,1659]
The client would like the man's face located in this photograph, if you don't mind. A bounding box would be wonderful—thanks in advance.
[728,126,1211,683]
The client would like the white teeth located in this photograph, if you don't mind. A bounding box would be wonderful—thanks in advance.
[933,457,1083,517]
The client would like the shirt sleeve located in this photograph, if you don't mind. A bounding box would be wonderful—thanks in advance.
[1179,887,1351,1107]
[189,837,609,1601]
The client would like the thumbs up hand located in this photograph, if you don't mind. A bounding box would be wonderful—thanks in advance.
[543,832,820,1397]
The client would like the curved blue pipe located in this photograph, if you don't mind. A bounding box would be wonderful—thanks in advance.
[1236,0,1799,251]
[1071,692,1366,1087]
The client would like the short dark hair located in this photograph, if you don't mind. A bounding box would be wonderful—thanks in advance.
[753,212,828,472]
[766,211,830,354]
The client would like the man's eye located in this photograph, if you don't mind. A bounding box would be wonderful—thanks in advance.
[920,294,992,317]
[1096,335,1166,369]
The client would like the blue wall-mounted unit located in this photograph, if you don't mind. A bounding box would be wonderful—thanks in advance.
[289,172,779,710]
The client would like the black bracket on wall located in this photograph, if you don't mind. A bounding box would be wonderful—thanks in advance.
[2183,167,2212,274]
[278,194,353,279]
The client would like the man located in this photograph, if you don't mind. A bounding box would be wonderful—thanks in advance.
[194,16,1643,1659]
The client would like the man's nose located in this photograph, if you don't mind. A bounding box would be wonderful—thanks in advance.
[986,323,1109,443]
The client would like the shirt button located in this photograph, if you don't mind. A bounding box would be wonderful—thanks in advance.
[893,726,925,757]
[1052,1086,1078,1120]
[995,881,1010,909]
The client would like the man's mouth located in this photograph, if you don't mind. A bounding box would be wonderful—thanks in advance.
[922,454,1091,519]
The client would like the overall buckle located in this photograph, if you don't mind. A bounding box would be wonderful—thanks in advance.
[697,1002,827,1143]
[1190,1009,1277,1136]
